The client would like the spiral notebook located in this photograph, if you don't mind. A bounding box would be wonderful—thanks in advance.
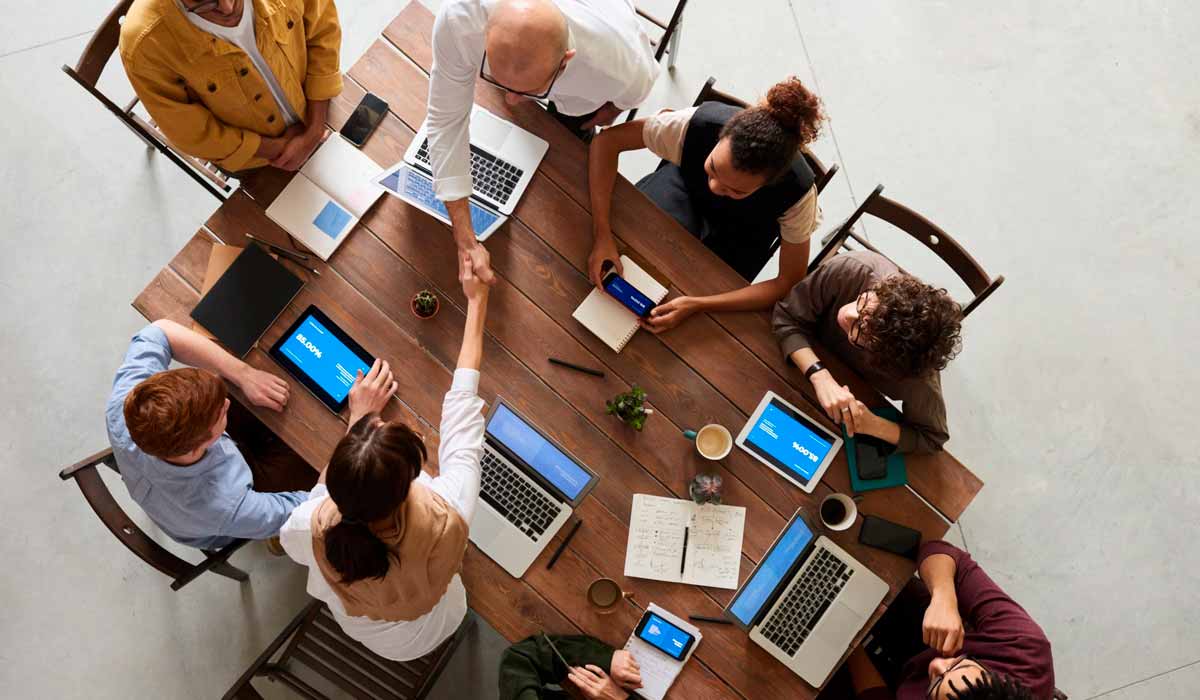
[621,603,702,700]
[572,255,668,353]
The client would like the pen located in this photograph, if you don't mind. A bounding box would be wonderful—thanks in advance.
[246,233,318,274]
[546,519,583,570]
[680,525,689,575]
[549,357,605,378]
[688,615,733,625]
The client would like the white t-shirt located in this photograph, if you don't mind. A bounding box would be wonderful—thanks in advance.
[280,369,486,661]
[179,0,301,126]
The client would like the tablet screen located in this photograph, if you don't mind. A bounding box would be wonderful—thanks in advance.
[743,398,835,484]
[272,308,373,409]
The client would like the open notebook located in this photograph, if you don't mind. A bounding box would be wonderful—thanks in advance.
[572,255,668,353]
[265,136,382,260]
[624,494,745,590]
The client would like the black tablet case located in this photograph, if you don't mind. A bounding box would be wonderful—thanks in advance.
[189,244,304,358]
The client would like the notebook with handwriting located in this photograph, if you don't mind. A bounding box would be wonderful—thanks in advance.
[624,494,745,589]
[572,255,668,353]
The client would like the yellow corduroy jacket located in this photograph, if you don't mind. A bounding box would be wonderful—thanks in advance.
[119,0,343,171]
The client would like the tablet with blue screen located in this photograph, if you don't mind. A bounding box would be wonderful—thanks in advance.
[269,305,375,413]
[735,391,843,493]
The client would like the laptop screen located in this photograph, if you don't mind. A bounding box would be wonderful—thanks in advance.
[743,397,835,485]
[728,514,815,626]
[487,403,591,501]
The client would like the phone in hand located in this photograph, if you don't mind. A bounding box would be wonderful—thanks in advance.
[858,515,921,560]
[339,92,388,147]
[855,435,891,480]
[601,263,657,318]
[634,610,695,661]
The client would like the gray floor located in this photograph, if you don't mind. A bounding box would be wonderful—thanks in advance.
[2,0,1197,698]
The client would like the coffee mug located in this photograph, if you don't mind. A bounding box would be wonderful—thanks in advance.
[587,577,631,614]
[683,424,733,461]
[819,493,857,531]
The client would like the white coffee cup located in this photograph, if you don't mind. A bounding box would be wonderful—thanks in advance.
[819,493,857,531]
[687,424,732,460]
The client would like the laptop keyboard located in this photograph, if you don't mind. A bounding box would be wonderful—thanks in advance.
[479,447,562,542]
[414,139,523,206]
[761,547,854,657]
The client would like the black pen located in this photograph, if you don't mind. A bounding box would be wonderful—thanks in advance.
[688,615,732,625]
[546,519,582,570]
[549,357,605,378]
[680,525,689,575]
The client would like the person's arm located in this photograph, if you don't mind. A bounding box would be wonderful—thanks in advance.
[586,120,649,286]
[919,545,965,657]
[220,484,309,541]
[499,635,617,700]
[270,99,330,170]
[150,320,289,411]
[427,257,490,521]
[300,0,343,101]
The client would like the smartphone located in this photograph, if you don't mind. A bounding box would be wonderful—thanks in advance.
[634,610,696,661]
[601,267,657,318]
[858,515,921,560]
[339,92,388,147]
[855,435,890,480]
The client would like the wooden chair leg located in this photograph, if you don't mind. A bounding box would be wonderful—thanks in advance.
[206,559,250,582]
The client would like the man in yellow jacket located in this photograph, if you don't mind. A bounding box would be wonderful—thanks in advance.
[119,0,342,172]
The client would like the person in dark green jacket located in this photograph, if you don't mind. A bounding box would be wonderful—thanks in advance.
[499,633,643,700]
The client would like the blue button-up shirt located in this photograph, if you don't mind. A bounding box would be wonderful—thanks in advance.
[105,325,308,550]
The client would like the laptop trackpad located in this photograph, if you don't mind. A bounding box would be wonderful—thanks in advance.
[473,110,514,150]
[815,602,862,649]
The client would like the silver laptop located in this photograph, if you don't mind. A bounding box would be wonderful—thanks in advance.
[469,399,599,578]
[723,508,888,688]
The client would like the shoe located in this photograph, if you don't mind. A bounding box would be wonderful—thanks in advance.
[265,536,285,557]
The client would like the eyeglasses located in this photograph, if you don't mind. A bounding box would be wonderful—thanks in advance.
[927,656,987,699]
[848,294,870,349]
[478,52,566,99]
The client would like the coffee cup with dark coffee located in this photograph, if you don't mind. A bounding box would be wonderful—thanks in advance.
[819,493,856,531]
[587,577,630,614]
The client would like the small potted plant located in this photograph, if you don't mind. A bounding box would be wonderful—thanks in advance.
[689,473,724,505]
[411,290,440,319]
[606,386,653,431]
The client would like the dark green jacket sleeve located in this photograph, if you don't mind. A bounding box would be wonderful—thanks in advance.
[498,635,617,700]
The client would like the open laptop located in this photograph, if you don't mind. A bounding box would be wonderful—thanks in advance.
[723,508,888,688]
[376,106,549,242]
[470,399,599,578]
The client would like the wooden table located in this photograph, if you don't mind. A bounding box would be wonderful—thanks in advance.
[134,4,982,696]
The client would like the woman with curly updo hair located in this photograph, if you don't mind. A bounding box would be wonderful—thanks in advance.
[588,76,827,331]
[772,251,964,454]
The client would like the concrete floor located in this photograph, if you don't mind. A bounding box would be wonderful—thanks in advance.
[2,0,1197,698]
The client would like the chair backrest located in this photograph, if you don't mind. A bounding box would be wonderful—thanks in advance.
[689,77,840,194]
[635,0,688,63]
[809,184,1005,318]
[59,448,198,580]
[71,0,135,87]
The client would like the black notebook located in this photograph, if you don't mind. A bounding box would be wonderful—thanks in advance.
[189,243,305,357]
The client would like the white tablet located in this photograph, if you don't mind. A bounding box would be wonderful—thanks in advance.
[736,391,843,493]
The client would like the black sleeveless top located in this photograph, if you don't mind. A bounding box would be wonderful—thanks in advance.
[636,102,815,280]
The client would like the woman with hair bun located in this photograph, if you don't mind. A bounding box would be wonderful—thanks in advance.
[279,255,491,661]
[587,76,827,331]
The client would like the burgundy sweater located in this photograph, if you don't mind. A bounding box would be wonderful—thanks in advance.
[860,542,1055,700]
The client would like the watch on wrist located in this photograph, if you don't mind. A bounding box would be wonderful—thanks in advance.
[804,361,827,381]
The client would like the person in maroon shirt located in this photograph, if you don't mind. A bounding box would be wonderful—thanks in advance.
[846,541,1055,700]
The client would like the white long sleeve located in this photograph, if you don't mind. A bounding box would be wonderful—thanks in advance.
[416,369,485,522]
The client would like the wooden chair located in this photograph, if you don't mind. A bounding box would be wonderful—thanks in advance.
[809,184,1005,318]
[62,0,234,201]
[623,0,689,121]
[59,448,250,591]
[223,600,474,700]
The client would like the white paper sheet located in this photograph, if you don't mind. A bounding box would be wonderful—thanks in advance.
[624,494,745,590]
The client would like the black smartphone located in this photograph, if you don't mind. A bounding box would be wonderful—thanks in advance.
[634,610,695,661]
[855,435,890,480]
[339,92,388,147]
[858,515,921,560]
[601,265,657,318]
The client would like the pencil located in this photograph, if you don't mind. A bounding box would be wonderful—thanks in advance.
[680,526,689,574]
[546,519,582,570]
[549,357,605,378]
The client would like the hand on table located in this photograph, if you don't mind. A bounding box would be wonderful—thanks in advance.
[347,358,396,426]
[582,102,624,130]
[922,593,965,656]
[588,233,621,288]
[609,650,643,690]
[567,664,629,700]
[236,365,290,412]
[270,126,324,171]
[641,296,700,333]
[460,251,490,302]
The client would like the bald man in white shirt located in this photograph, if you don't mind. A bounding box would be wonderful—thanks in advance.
[427,0,659,283]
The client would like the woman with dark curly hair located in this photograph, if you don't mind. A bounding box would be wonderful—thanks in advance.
[587,76,827,331]
[772,250,963,453]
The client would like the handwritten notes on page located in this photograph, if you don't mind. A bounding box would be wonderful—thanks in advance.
[624,494,745,590]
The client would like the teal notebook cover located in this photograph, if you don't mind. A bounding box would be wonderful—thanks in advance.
[844,405,907,493]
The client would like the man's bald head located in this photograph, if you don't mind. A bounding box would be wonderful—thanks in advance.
[485,0,570,95]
